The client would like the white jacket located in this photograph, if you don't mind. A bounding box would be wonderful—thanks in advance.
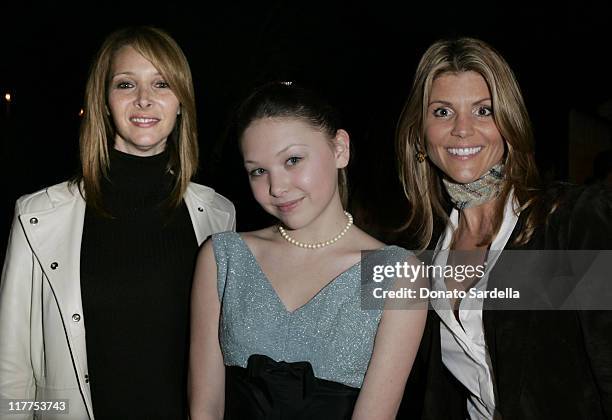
[0,181,235,419]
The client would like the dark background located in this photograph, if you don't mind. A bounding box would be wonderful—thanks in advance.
[2,2,611,257]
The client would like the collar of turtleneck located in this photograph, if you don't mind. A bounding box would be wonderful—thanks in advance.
[107,148,171,189]
[102,148,174,216]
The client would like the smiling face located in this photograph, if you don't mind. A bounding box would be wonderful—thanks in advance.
[241,117,349,230]
[424,71,505,184]
[107,45,180,156]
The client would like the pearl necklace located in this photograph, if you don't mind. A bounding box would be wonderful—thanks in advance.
[278,211,353,249]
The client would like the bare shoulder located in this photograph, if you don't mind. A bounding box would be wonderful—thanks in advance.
[348,225,386,251]
[240,226,277,242]
[239,226,278,252]
[328,226,388,269]
[349,226,421,272]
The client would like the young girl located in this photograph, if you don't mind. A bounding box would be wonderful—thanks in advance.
[189,82,426,419]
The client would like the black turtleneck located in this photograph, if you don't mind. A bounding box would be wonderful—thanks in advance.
[80,148,197,419]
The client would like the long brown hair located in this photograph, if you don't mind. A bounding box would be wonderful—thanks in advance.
[75,26,198,214]
[396,37,541,250]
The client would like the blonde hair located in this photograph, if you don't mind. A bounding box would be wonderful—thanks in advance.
[76,26,198,214]
[396,37,541,250]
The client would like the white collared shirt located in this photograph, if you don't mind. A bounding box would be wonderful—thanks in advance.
[431,192,520,420]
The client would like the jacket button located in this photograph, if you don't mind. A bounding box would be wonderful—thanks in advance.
[29,217,39,224]
[85,374,89,383]
[197,207,204,212]
[50,262,59,270]
[72,313,81,322]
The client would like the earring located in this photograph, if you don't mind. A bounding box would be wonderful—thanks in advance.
[415,150,427,163]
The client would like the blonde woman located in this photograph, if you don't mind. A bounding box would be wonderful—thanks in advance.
[396,37,612,419]
[0,27,234,419]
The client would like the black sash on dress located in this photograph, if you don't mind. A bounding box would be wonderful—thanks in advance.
[224,354,359,419]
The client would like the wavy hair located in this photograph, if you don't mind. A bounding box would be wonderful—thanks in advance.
[396,37,542,250]
[75,26,198,214]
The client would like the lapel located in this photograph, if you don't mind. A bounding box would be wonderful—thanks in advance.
[483,277,532,414]
[19,183,86,323]
[18,182,94,416]
[184,183,231,245]
[483,212,530,412]
[430,220,457,328]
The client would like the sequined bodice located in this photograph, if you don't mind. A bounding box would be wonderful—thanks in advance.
[212,231,409,388]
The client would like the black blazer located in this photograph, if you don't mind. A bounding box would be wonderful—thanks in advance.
[400,184,612,419]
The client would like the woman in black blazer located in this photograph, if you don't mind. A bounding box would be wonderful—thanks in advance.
[395,37,612,419]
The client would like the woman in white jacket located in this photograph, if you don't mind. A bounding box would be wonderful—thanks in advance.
[0,26,235,419]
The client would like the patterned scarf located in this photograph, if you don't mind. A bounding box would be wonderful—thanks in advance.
[442,163,505,210]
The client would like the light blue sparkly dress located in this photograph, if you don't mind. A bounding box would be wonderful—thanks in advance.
[212,231,410,390]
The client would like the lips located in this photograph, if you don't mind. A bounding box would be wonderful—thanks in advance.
[275,197,303,213]
[129,116,160,127]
